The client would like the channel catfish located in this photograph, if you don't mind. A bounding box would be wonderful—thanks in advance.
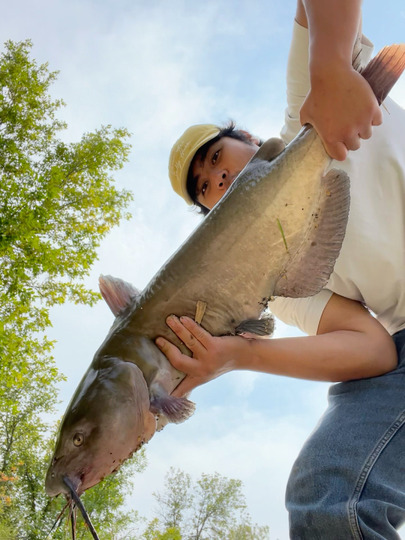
[46,44,405,502]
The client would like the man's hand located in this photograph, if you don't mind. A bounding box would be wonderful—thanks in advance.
[297,0,383,161]
[300,64,382,161]
[155,315,245,397]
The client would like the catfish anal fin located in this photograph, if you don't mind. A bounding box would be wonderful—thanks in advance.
[274,168,350,298]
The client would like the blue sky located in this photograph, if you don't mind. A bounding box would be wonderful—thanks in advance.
[2,1,405,538]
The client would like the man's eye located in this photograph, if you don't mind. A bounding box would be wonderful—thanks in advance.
[201,181,208,196]
[212,150,220,165]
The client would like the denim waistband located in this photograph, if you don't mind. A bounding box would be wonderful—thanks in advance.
[392,328,405,371]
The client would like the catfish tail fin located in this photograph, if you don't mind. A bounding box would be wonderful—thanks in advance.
[361,44,405,105]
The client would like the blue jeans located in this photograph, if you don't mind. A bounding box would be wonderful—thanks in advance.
[286,329,405,539]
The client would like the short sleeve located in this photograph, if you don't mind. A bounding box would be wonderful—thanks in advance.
[280,21,310,145]
[269,290,334,336]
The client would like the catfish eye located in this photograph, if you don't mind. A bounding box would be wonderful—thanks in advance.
[73,433,84,447]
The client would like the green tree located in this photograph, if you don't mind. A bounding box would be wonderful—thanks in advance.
[154,467,193,531]
[0,38,135,537]
[191,472,246,539]
[143,518,182,540]
[227,522,271,540]
[148,468,270,540]
[0,39,132,388]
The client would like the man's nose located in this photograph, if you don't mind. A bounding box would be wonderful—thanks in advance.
[213,170,227,188]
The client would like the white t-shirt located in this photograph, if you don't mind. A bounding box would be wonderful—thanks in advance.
[270,22,405,337]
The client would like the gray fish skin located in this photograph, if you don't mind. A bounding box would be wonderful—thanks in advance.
[46,44,405,497]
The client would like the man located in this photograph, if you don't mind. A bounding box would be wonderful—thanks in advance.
[156,1,405,537]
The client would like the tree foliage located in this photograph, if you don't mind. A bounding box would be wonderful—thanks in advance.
[191,472,246,539]
[142,518,182,540]
[148,468,270,540]
[154,467,193,531]
[0,38,135,537]
[0,39,132,378]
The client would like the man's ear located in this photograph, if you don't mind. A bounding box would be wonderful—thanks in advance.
[239,129,261,146]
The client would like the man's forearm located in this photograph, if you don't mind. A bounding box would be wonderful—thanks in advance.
[241,295,397,382]
[302,0,362,70]
[240,329,396,382]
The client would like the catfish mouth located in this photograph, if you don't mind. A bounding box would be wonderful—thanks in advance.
[46,463,88,497]
[47,477,100,540]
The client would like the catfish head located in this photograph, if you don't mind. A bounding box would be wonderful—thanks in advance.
[45,356,156,497]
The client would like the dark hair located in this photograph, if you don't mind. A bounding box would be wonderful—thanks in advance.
[186,121,260,216]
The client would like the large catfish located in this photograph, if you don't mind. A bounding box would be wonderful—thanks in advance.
[46,45,405,505]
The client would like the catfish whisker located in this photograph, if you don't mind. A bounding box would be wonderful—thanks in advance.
[45,500,70,539]
[70,504,77,540]
[63,476,100,540]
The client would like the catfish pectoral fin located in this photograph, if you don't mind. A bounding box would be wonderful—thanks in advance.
[150,383,196,424]
[274,168,350,298]
[235,314,275,336]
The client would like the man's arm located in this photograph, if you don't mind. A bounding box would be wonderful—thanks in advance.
[296,0,382,160]
[156,294,398,397]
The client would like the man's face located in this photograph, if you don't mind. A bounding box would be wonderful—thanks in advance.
[191,136,259,210]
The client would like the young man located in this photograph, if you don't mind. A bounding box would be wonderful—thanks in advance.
[157,1,405,537]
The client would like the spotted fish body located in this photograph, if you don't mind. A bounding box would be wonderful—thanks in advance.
[46,44,405,498]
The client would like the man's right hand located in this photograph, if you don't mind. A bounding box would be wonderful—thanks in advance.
[300,63,382,161]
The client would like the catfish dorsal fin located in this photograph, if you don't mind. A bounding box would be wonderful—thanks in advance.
[99,275,140,316]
